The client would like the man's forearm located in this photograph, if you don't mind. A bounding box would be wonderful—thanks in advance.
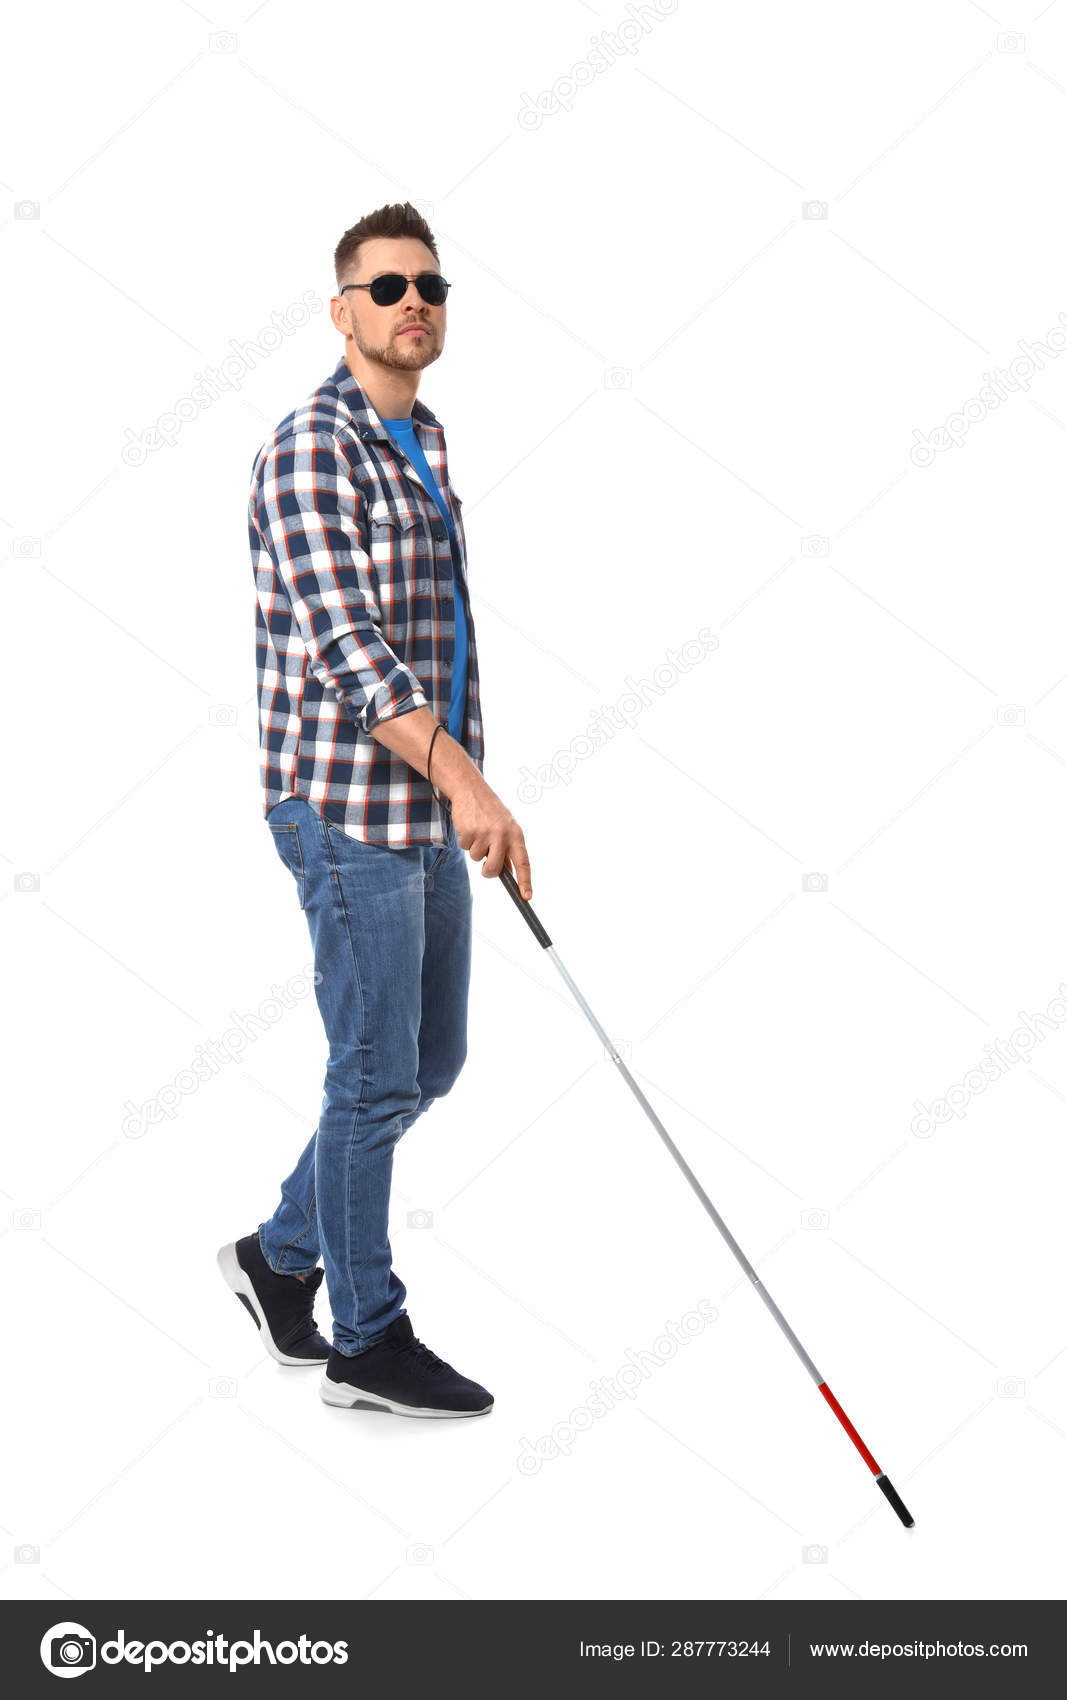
[368,704,480,800]
[371,703,533,900]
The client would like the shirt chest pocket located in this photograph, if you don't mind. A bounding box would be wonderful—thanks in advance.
[367,500,433,603]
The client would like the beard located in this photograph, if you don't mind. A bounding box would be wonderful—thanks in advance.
[352,318,442,372]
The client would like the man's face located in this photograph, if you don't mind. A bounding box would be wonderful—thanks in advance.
[337,237,445,373]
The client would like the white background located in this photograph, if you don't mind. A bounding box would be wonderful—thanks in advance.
[3,0,1066,1604]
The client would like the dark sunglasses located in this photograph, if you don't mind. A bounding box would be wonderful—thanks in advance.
[340,272,450,307]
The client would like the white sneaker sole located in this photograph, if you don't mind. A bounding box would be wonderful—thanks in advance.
[216,1240,327,1367]
[319,1372,493,1418]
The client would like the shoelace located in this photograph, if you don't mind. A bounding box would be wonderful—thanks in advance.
[403,1336,450,1377]
[282,1275,320,1344]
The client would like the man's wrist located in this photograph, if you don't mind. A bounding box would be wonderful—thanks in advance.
[368,704,479,800]
[428,726,478,803]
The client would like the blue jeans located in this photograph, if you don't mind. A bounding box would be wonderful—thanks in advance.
[257,797,472,1355]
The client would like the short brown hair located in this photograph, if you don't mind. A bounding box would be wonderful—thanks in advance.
[334,201,440,290]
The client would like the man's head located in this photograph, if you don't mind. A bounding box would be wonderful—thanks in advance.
[331,201,446,378]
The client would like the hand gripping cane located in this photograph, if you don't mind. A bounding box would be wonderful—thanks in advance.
[497,866,915,1531]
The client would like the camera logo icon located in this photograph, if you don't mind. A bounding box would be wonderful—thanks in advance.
[802,1543,828,1563]
[41,1622,96,1677]
[407,1209,434,1229]
[604,367,632,389]
[802,200,828,220]
[802,872,828,894]
[996,1376,1025,1399]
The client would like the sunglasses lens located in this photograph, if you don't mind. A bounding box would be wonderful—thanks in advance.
[416,273,448,305]
[369,274,408,306]
[366,274,449,306]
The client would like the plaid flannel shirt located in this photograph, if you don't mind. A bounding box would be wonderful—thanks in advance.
[248,355,484,847]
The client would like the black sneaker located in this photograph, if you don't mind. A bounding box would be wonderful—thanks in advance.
[217,1234,330,1365]
[319,1315,493,1417]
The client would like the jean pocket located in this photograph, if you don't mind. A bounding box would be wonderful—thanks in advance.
[268,821,306,908]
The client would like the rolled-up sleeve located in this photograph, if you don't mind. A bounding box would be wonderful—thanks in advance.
[253,430,429,732]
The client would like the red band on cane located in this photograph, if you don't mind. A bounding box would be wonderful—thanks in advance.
[818,1382,882,1475]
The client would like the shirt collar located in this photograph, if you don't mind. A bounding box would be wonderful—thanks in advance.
[328,355,440,443]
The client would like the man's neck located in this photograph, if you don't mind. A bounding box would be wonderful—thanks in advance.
[345,350,418,422]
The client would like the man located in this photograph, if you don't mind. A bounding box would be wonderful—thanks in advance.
[218,201,532,1419]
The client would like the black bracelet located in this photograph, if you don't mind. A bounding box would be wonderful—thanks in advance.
[427,720,445,802]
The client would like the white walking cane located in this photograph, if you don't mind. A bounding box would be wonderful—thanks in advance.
[497,865,915,1531]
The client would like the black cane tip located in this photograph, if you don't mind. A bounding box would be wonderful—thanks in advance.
[877,1473,915,1528]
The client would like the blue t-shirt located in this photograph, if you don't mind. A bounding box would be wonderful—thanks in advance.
[379,415,469,745]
